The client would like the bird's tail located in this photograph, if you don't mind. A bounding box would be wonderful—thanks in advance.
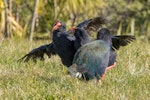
[68,64,94,81]
[68,64,86,79]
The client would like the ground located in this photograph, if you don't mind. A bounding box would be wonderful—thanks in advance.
[0,38,150,99]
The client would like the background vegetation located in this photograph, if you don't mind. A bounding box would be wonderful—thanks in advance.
[0,0,150,40]
[0,0,150,99]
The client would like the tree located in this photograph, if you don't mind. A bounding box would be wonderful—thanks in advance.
[29,0,39,41]
[3,0,10,38]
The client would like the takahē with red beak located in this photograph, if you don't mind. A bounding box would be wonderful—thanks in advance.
[51,21,77,66]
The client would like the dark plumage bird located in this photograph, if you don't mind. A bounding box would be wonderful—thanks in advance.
[68,28,112,82]
[51,21,77,67]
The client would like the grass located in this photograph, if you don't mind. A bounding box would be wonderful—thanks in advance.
[0,38,150,100]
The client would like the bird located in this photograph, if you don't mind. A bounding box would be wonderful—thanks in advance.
[68,28,112,82]
[51,21,77,67]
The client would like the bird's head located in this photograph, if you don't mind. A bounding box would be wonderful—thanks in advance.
[52,21,66,32]
[68,27,90,49]
[97,28,112,45]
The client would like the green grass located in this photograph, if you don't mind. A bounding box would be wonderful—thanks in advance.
[0,38,150,100]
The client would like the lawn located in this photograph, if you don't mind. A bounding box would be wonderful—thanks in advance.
[0,38,150,100]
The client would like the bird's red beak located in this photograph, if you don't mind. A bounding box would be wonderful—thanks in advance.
[71,27,77,30]
[69,27,77,34]
[52,22,61,30]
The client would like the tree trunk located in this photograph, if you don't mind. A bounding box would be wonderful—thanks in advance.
[54,0,57,21]
[130,18,135,35]
[71,14,76,27]
[3,0,11,38]
[15,5,19,23]
[29,0,39,41]
[9,0,12,33]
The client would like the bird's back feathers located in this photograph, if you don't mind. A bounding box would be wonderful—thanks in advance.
[69,40,110,80]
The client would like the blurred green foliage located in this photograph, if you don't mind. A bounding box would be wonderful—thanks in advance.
[0,0,149,39]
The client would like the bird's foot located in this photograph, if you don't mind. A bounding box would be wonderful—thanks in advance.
[97,79,102,85]
[101,73,105,80]
[106,62,116,71]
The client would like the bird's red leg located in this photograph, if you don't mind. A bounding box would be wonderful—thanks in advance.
[98,62,117,83]
[101,73,105,80]
[98,70,106,84]
[106,62,116,71]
